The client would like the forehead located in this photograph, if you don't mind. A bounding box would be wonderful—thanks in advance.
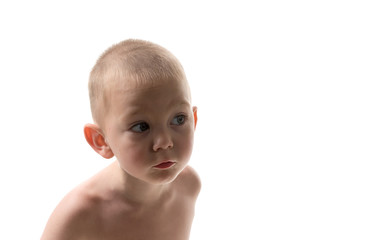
[108,78,191,114]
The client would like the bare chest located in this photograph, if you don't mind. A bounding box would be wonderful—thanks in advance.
[87,199,196,240]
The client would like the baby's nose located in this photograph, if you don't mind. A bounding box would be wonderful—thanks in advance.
[152,130,173,151]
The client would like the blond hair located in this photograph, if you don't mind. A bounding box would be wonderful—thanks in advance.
[88,39,186,125]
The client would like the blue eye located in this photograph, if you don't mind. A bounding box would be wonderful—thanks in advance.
[171,115,186,125]
[131,122,150,133]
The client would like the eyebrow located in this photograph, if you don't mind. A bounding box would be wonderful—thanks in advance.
[124,108,141,117]
[122,100,191,119]
[168,99,191,108]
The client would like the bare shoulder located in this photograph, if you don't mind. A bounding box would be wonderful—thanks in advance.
[174,165,202,199]
[40,182,100,240]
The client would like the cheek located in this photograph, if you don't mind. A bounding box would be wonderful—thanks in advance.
[111,136,149,163]
[175,129,194,159]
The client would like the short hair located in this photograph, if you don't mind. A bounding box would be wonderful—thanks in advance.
[88,39,187,126]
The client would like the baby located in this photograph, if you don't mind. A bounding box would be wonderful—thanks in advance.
[41,39,201,240]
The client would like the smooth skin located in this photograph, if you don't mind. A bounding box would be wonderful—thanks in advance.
[41,78,201,240]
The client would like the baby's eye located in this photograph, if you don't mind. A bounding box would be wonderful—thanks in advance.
[131,122,150,133]
[171,115,186,125]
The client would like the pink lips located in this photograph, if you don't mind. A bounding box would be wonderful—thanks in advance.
[153,161,175,169]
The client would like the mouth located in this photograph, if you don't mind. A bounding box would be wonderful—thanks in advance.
[153,161,175,169]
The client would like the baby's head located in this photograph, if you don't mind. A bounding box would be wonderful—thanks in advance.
[88,39,190,128]
[85,39,197,184]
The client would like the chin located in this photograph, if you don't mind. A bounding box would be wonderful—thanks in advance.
[149,168,183,185]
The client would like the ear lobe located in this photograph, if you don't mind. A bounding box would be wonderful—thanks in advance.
[84,124,114,159]
[192,106,198,130]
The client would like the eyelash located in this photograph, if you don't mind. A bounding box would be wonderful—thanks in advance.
[171,114,187,125]
[130,122,150,133]
[130,114,188,133]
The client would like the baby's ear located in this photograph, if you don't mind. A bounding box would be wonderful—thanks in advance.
[84,124,114,159]
[192,106,198,130]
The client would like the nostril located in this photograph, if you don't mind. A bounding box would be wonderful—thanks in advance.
[153,139,173,152]
[152,129,174,151]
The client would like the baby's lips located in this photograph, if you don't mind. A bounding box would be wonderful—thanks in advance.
[153,161,175,169]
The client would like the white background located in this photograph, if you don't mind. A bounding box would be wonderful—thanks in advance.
[0,1,371,239]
